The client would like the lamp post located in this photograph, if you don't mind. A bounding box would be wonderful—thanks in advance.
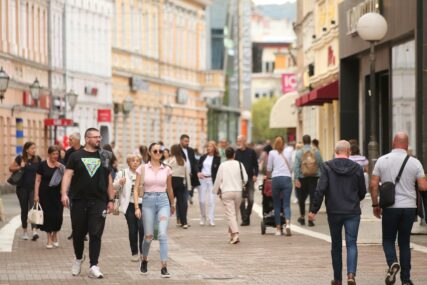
[356,12,388,174]
[29,78,41,106]
[123,96,134,116]
[0,67,10,103]
[66,89,78,113]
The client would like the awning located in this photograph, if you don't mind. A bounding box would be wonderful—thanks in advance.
[295,80,339,107]
[269,91,299,128]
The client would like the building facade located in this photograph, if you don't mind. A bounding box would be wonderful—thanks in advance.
[63,0,113,146]
[0,0,51,183]
[112,0,210,159]
[338,0,425,162]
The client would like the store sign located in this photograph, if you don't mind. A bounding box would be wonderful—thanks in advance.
[281,73,297,94]
[97,109,112,123]
[23,91,50,109]
[44,118,73,127]
[85,86,98,96]
[346,0,382,35]
[130,76,149,92]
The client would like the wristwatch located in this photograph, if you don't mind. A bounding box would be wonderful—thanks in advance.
[108,199,114,203]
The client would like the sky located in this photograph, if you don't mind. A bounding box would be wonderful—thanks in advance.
[252,0,296,5]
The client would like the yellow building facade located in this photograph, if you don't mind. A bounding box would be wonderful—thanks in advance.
[112,0,211,158]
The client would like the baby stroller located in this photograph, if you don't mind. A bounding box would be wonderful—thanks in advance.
[259,179,285,235]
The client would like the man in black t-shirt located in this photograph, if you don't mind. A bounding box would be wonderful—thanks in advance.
[61,128,115,279]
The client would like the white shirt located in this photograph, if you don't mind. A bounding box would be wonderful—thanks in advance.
[202,155,213,177]
[266,147,293,178]
[373,149,425,208]
[212,160,248,194]
[182,147,191,173]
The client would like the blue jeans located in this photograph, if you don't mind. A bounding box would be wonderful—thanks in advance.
[327,214,361,281]
[141,192,170,262]
[272,176,292,225]
[382,208,416,283]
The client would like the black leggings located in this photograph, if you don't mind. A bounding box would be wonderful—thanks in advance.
[172,177,188,225]
[16,187,35,229]
[71,199,107,267]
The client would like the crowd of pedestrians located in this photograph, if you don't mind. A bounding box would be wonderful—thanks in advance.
[6,127,427,284]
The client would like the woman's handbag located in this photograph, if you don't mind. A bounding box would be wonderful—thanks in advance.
[49,165,65,187]
[113,170,126,215]
[28,202,44,225]
[379,155,410,209]
[7,169,24,186]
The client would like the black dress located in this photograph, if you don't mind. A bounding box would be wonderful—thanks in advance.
[37,161,63,233]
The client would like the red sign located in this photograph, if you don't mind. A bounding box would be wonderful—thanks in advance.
[23,92,50,109]
[281,73,297,94]
[97,109,111,123]
[44,118,73,127]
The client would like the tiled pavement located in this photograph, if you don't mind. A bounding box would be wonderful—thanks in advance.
[1,189,427,285]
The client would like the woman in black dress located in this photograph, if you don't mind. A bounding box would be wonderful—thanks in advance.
[34,145,64,249]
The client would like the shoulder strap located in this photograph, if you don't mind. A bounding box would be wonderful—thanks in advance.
[279,151,292,172]
[238,162,244,184]
[395,155,410,184]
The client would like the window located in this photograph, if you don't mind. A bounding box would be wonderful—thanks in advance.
[211,29,224,70]
[255,93,259,98]
[392,39,416,154]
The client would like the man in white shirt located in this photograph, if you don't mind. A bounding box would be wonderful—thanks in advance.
[371,132,427,285]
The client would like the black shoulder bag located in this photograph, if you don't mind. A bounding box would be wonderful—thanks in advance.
[379,155,410,209]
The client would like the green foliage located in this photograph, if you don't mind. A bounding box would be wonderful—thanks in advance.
[251,97,286,143]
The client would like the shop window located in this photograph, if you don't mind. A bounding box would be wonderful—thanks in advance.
[392,39,416,154]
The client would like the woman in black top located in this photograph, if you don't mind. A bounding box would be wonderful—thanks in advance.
[34,145,64,248]
[8,141,41,241]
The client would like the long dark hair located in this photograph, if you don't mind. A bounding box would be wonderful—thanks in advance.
[22,141,39,163]
[148,142,161,162]
[171,144,185,166]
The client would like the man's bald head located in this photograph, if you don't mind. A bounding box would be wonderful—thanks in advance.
[335,140,351,157]
[392,132,409,150]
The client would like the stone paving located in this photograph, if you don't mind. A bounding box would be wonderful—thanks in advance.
[1,189,427,285]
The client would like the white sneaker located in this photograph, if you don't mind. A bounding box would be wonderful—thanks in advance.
[285,224,292,236]
[199,219,205,226]
[21,232,29,240]
[71,255,85,276]
[275,229,282,236]
[209,221,215,227]
[131,254,140,262]
[88,265,104,279]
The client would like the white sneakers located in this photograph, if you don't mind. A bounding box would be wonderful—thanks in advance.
[275,229,282,236]
[21,232,29,240]
[89,265,104,279]
[71,255,85,276]
[285,224,292,236]
[199,219,205,226]
[131,254,140,262]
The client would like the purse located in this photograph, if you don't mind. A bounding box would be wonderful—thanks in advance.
[263,179,273,197]
[49,165,65,187]
[113,170,126,215]
[28,202,44,225]
[379,155,410,209]
[7,169,24,186]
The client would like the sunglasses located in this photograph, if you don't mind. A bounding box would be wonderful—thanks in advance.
[152,149,163,155]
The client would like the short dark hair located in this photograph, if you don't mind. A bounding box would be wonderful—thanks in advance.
[225,147,235,159]
[85,128,99,138]
[180,134,189,141]
[48,145,60,154]
[312,139,319,148]
[350,144,360,155]
[302,135,311,145]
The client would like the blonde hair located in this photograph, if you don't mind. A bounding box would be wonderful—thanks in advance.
[126,154,142,166]
[207,140,219,156]
[273,136,285,153]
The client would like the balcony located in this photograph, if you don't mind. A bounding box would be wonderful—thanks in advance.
[199,70,225,92]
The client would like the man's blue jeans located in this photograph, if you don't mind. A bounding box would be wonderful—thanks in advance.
[382,208,416,283]
[327,214,361,281]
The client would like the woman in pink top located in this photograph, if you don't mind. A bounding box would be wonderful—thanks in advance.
[134,143,175,278]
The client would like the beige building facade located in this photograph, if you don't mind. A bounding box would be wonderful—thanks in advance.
[0,0,51,183]
[112,0,211,159]
[295,0,340,160]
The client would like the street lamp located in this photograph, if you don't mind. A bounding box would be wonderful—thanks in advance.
[0,67,10,103]
[66,89,78,111]
[29,78,41,105]
[356,12,388,173]
[164,103,172,121]
[123,96,134,116]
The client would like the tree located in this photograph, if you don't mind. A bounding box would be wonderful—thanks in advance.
[251,97,285,143]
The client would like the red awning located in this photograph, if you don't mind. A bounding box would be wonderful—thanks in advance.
[295,81,339,107]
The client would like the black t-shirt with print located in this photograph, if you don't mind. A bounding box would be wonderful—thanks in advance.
[66,149,110,201]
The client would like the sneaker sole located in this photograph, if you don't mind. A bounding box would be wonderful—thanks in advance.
[72,255,85,276]
[140,271,148,275]
[88,274,103,279]
[161,275,171,278]
[385,263,400,285]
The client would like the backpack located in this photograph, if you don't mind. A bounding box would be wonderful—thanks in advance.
[300,149,318,177]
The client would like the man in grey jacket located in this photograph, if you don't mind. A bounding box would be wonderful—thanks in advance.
[309,140,366,285]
